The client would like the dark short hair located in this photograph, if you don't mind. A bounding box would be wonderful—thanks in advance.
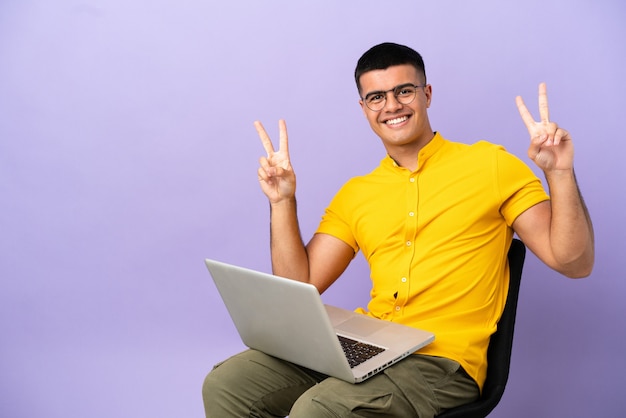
[354,42,426,94]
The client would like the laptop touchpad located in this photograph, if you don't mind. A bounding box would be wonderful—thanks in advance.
[336,316,388,337]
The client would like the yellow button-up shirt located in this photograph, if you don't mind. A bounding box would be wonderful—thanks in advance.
[316,132,549,389]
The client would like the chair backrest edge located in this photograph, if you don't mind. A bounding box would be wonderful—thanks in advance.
[436,238,526,418]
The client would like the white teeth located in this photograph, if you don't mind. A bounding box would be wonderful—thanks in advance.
[386,116,408,125]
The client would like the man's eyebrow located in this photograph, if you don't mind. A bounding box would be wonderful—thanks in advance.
[363,89,385,97]
[364,83,416,97]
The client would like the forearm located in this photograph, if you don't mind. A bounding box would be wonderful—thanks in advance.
[545,168,595,277]
[269,197,311,282]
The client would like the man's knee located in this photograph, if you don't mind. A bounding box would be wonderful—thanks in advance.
[202,365,233,417]
[289,376,399,417]
[202,350,320,417]
[289,379,362,418]
[201,368,221,405]
[202,354,255,417]
[290,388,334,418]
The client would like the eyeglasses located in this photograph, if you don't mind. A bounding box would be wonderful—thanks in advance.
[361,83,425,111]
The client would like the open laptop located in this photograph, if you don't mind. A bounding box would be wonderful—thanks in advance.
[205,259,434,383]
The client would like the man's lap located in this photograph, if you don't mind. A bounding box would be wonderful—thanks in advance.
[202,349,478,418]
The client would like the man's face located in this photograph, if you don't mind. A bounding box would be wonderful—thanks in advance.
[358,64,432,150]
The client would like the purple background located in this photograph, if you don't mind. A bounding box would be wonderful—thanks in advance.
[1,0,624,416]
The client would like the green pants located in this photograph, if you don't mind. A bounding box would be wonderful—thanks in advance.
[202,349,479,417]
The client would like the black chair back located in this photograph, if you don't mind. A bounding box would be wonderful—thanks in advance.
[437,238,526,418]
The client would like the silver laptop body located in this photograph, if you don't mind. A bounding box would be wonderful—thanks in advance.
[205,259,434,383]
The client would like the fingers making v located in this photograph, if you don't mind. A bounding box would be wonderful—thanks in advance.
[255,119,289,159]
[516,82,549,131]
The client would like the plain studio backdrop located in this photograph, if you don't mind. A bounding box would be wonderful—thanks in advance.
[1,0,624,417]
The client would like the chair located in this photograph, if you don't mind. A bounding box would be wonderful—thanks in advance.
[437,238,526,418]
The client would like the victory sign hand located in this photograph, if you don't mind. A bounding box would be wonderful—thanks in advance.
[516,83,574,172]
[255,119,296,203]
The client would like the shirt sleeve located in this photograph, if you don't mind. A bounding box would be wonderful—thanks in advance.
[315,182,360,253]
[496,147,550,226]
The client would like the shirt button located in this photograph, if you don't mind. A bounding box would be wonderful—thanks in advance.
[401,277,407,283]
[406,241,412,246]
[395,306,401,311]
[408,211,415,217]
[409,178,415,183]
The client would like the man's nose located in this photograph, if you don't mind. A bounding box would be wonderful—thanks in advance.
[383,91,403,111]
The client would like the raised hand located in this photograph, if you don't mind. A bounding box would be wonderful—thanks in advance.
[516,83,574,172]
[255,119,296,203]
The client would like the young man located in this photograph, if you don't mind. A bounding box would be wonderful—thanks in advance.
[202,42,594,417]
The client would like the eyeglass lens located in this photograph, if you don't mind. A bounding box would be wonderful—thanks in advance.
[364,84,420,111]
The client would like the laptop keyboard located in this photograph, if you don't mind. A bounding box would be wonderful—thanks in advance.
[337,335,386,368]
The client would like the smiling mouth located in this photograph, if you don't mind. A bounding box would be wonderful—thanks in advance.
[385,116,409,125]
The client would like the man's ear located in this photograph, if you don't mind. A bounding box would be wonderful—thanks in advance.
[359,100,367,116]
[424,84,432,108]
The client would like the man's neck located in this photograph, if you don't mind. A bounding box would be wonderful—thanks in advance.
[386,132,435,172]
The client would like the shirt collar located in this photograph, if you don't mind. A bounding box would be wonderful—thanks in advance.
[382,132,445,173]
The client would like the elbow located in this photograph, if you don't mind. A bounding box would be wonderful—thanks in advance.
[559,253,595,279]
[563,267,593,279]
[550,238,595,279]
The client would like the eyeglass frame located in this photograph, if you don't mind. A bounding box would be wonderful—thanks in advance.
[360,83,426,111]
